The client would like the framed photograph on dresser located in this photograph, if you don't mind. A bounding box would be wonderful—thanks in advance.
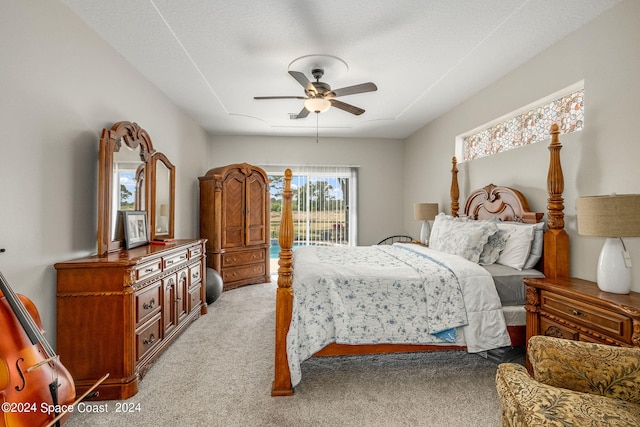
[123,210,149,249]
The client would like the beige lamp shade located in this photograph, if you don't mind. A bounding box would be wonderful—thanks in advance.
[577,194,640,294]
[414,203,439,221]
[576,194,640,237]
[159,204,169,217]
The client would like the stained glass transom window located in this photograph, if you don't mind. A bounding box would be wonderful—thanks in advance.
[462,89,584,161]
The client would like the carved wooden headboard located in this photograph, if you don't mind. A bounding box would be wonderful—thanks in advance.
[464,184,544,224]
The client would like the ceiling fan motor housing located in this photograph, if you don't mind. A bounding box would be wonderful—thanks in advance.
[307,82,331,97]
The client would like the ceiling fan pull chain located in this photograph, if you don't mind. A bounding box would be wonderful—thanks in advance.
[316,113,319,144]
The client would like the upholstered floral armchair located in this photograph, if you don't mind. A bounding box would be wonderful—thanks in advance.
[496,335,640,426]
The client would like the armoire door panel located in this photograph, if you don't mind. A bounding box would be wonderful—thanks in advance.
[221,174,245,248]
[246,172,267,246]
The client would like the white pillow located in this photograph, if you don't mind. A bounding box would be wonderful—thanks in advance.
[523,222,546,269]
[495,222,536,270]
[430,213,498,263]
[478,228,509,265]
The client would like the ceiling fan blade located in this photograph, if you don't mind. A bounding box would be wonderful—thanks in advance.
[329,99,365,115]
[294,107,310,119]
[328,82,377,98]
[254,96,306,100]
[288,70,316,94]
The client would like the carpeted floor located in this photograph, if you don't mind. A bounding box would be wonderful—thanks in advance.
[64,280,505,426]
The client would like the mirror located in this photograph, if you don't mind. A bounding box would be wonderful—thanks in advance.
[111,148,146,240]
[150,152,175,241]
[97,121,175,254]
[134,163,146,212]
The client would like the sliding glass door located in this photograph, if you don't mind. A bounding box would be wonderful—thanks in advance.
[266,166,357,256]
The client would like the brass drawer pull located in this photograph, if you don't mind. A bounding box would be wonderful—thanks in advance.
[143,299,155,310]
[143,334,155,346]
[571,309,582,316]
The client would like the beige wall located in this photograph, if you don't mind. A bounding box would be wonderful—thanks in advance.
[0,0,210,346]
[404,0,640,290]
[208,135,404,245]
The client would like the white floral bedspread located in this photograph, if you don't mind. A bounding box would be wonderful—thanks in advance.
[286,243,511,387]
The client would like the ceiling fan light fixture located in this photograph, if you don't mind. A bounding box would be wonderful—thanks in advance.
[304,97,331,113]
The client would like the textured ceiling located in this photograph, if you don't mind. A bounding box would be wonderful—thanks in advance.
[62,0,620,139]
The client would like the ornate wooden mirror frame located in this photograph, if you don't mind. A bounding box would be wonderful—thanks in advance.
[97,121,175,255]
[149,151,175,241]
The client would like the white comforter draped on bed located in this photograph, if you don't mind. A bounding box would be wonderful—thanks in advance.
[286,243,511,387]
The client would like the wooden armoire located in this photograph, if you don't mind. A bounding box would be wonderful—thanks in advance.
[199,163,270,290]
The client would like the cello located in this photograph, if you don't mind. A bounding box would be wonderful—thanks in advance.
[0,270,75,427]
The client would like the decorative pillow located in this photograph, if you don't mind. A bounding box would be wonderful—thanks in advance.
[523,222,546,269]
[478,228,509,265]
[429,213,498,263]
[496,222,536,270]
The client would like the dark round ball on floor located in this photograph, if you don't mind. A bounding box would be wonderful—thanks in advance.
[206,268,224,304]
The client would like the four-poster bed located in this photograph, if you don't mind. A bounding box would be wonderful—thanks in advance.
[272,124,569,396]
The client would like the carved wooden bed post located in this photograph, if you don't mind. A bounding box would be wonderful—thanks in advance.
[543,124,570,278]
[272,169,294,396]
[451,157,460,217]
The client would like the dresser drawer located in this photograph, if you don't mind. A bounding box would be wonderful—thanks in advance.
[134,259,162,281]
[163,250,188,270]
[136,315,161,361]
[221,262,265,282]
[189,261,202,284]
[189,283,202,313]
[188,245,202,259]
[540,290,632,342]
[135,283,161,325]
[221,248,265,267]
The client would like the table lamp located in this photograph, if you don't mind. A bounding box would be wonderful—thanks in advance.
[576,194,640,294]
[414,203,439,245]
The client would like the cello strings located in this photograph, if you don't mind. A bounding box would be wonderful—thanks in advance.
[0,270,56,356]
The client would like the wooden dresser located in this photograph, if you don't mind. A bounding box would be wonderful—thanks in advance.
[199,163,270,290]
[524,276,640,370]
[55,239,206,400]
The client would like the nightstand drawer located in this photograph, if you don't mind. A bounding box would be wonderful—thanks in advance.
[540,317,578,340]
[540,290,632,342]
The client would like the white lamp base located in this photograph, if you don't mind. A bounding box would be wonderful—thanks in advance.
[420,221,431,245]
[596,237,631,294]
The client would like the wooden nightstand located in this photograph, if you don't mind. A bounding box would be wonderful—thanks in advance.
[524,276,640,371]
